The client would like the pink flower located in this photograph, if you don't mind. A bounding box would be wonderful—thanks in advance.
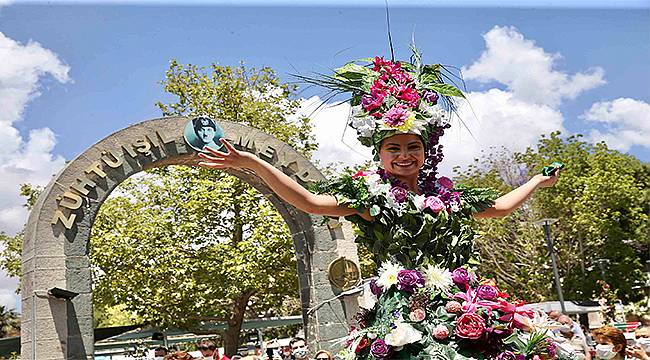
[453,286,500,314]
[424,196,445,213]
[436,176,454,189]
[383,104,410,127]
[454,312,486,340]
[432,325,449,340]
[392,71,414,85]
[362,87,387,112]
[409,308,426,322]
[495,300,534,329]
[390,186,409,203]
[445,301,463,313]
[352,170,375,179]
[395,85,420,108]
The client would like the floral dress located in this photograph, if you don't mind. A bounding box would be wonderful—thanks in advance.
[312,169,573,360]
[312,168,498,269]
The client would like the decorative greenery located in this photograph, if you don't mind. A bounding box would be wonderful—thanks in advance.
[312,167,498,269]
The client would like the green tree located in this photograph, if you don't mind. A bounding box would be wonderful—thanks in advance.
[456,132,649,302]
[0,184,43,280]
[0,305,19,338]
[90,60,316,356]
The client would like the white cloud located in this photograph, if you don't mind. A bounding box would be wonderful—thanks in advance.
[0,32,70,235]
[439,89,565,175]
[463,26,605,107]
[582,98,650,151]
[0,32,69,310]
[297,96,371,168]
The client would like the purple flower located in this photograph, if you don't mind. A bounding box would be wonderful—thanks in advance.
[424,196,445,213]
[495,351,525,360]
[389,186,409,203]
[396,270,425,293]
[436,176,454,189]
[451,268,474,287]
[370,338,393,359]
[423,90,439,104]
[370,279,383,297]
[476,285,498,300]
[383,104,410,127]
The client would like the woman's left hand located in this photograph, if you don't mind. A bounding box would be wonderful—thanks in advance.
[534,171,560,188]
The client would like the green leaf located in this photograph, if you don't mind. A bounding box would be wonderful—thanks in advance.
[421,83,465,98]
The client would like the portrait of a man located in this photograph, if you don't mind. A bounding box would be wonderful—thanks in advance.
[183,116,224,152]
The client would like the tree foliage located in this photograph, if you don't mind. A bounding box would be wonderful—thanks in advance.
[455,132,649,303]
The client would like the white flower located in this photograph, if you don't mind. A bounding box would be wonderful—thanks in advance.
[419,103,448,126]
[421,264,453,291]
[377,261,404,289]
[350,115,376,138]
[366,175,391,197]
[519,310,561,335]
[384,191,405,216]
[358,282,378,310]
[413,194,427,211]
[384,322,423,347]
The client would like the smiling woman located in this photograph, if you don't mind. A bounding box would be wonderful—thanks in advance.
[197,49,563,359]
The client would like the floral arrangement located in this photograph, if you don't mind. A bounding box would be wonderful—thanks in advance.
[297,46,465,150]
[311,167,499,269]
[341,263,575,360]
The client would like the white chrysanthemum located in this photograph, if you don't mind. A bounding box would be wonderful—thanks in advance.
[384,322,423,347]
[377,261,404,289]
[422,264,453,291]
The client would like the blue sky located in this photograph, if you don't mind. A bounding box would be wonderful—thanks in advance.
[0,1,648,309]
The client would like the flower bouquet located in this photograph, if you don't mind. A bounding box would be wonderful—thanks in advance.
[341,263,576,360]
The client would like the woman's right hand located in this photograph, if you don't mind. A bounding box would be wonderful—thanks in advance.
[198,138,255,170]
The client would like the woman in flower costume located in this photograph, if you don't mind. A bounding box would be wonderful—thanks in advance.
[198,50,567,360]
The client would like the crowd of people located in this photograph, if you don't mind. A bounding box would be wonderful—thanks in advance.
[152,337,336,360]
[546,310,650,360]
[148,314,650,360]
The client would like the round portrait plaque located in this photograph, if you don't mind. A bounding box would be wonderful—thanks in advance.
[183,116,225,153]
[328,257,361,291]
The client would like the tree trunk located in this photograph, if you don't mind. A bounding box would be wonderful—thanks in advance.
[223,289,256,357]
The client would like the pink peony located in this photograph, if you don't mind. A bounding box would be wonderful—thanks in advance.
[383,105,410,127]
[432,325,450,340]
[409,308,426,322]
[424,196,445,213]
[445,301,463,313]
[454,312,486,340]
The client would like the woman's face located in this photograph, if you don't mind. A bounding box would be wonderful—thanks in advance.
[197,126,215,143]
[595,336,623,354]
[378,134,425,180]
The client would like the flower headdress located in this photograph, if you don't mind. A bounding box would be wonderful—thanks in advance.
[297,45,466,187]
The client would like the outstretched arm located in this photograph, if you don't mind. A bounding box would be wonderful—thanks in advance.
[198,139,371,220]
[474,173,559,218]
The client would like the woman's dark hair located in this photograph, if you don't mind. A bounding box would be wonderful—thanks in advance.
[192,116,217,136]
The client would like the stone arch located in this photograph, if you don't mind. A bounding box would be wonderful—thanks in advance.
[21,116,359,360]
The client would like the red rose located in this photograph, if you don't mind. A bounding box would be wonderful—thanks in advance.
[454,312,486,340]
